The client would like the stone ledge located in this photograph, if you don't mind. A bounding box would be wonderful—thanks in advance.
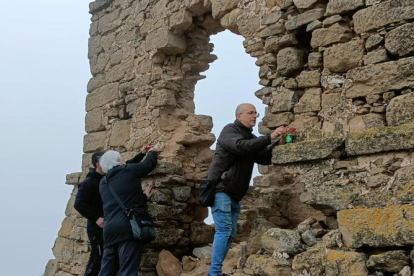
[272,138,343,164]
[271,123,414,164]
[346,123,414,156]
[338,205,414,248]
[89,0,113,14]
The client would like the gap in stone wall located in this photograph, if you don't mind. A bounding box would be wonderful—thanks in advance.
[194,30,264,225]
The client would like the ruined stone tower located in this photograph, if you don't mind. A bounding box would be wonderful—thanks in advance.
[45,0,414,275]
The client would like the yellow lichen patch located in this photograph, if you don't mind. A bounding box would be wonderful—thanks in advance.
[338,205,414,247]
[394,179,414,199]
[348,123,414,140]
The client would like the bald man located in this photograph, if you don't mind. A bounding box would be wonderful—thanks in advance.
[206,103,292,276]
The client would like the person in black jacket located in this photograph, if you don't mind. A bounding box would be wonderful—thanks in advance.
[74,151,105,276]
[98,146,157,276]
[207,103,296,276]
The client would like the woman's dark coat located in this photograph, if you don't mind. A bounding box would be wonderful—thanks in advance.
[99,151,157,248]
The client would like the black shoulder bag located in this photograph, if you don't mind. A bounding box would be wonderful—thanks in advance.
[107,182,156,244]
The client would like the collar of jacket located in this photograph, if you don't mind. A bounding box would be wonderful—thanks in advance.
[105,164,124,180]
[87,167,104,179]
[234,119,253,133]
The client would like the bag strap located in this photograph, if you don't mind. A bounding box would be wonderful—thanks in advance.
[105,176,131,216]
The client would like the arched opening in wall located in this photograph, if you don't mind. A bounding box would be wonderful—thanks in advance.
[194,30,264,224]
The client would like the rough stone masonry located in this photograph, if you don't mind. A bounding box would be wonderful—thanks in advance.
[45,0,414,275]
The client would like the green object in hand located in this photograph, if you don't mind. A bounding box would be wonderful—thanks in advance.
[286,134,295,143]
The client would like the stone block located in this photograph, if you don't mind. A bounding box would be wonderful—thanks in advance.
[89,0,112,14]
[326,0,364,16]
[308,52,322,69]
[324,40,364,73]
[293,0,317,9]
[311,23,353,48]
[387,93,414,127]
[245,254,291,276]
[220,8,243,34]
[247,218,276,255]
[277,47,305,76]
[366,250,409,273]
[292,244,325,276]
[185,0,211,16]
[86,83,119,112]
[259,23,286,38]
[345,123,414,156]
[285,8,325,31]
[85,108,105,133]
[385,23,414,58]
[353,0,414,34]
[264,34,297,53]
[149,161,183,176]
[363,49,388,65]
[148,89,176,107]
[345,57,414,98]
[296,70,321,88]
[190,222,214,245]
[272,138,343,164]
[88,35,102,59]
[66,173,81,185]
[290,116,322,140]
[365,34,384,51]
[109,119,131,147]
[175,132,215,147]
[262,11,285,25]
[276,0,293,9]
[255,53,277,66]
[52,237,75,264]
[83,131,107,153]
[294,88,322,114]
[237,15,260,37]
[211,0,238,19]
[271,89,301,113]
[322,91,341,109]
[306,20,322,32]
[170,9,193,30]
[348,113,385,133]
[322,15,345,27]
[87,75,106,93]
[261,228,305,254]
[338,205,414,248]
[325,250,368,276]
[262,112,294,128]
[145,27,186,55]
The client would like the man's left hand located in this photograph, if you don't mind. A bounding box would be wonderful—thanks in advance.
[141,145,154,154]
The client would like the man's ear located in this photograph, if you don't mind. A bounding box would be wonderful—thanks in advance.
[236,113,241,121]
[96,162,102,169]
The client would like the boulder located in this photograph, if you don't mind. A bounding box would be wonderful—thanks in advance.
[261,228,305,254]
[156,250,182,276]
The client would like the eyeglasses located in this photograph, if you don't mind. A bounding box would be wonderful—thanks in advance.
[240,111,260,117]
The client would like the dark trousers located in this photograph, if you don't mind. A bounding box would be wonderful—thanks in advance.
[85,220,103,276]
[98,240,144,276]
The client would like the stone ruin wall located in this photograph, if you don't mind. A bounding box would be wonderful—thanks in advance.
[45,0,414,275]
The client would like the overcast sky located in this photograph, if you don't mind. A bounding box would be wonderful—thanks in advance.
[0,1,262,275]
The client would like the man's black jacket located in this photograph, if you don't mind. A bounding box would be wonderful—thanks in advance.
[99,151,157,248]
[207,120,274,202]
[74,168,104,223]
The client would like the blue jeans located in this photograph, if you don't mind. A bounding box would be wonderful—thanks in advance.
[209,192,241,276]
